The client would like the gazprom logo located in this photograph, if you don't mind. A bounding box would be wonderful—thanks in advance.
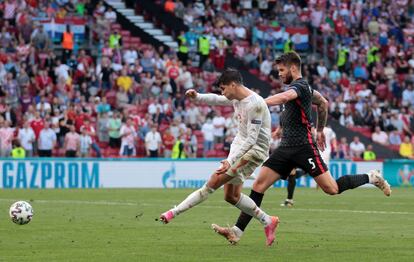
[162,163,206,188]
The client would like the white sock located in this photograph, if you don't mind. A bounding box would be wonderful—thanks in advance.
[234,193,272,226]
[232,226,243,238]
[172,184,214,216]
[367,173,374,184]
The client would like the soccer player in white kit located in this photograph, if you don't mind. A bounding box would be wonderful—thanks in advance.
[159,69,279,245]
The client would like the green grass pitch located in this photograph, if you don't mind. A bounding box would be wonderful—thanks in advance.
[1,188,413,261]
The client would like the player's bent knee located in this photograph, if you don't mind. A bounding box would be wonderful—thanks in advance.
[224,194,239,205]
[322,185,339,195]
[252,181,267,194]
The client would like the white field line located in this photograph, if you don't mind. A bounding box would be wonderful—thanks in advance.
[0,199,412,215]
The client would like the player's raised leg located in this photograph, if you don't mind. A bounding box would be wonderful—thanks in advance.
[160,169,234,224]
[314,169,391,196]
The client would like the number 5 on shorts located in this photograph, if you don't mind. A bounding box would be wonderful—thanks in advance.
[308,158,316,170]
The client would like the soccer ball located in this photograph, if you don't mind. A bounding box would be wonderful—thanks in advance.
[9,201,34,225]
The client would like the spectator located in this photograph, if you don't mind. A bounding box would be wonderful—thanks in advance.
[371,126,389,146]
[349,136,366,158]
[201,117,214,156]
[145,125,162,157]
[186,103,201,127]
[81,118,101,157]
[11,139,25,158]
[97,112,110,143]
[120,117,137,156]
[162,128,175,158]
[79,127,92,157]
[31,25,50,51]
[339,108,354,127]
[108,111,122,148]
[61,25,74,63]
[0,120,14,157]
[171,134,186,159]
[18,121,35,157]
[389,130,402,146]
[116,69,133,92]
[104,6,117,23]
[64,125,80,157]
[38,122,56,157]
[336,137,351,159]
[363,144,377,161]
[399,136,414,159]
[212,110,225,144]
[328,65,341,83]
[176,65,194,91]
[316,61,328,78]
[186,128,197,158]
[260,56,273,76]
[402,83,414,107]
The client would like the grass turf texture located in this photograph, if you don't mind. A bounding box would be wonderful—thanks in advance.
[0,188,413,262]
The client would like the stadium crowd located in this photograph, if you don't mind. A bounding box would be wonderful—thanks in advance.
[0,0,414,160]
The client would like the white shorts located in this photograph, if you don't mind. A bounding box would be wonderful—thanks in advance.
[226,146,268,185]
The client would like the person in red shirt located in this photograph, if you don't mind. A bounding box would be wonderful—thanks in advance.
[30,112,45,156]
[80,118,102,157]
[74,107,87,132]
[35,70,53,91]
[162,128,175,158]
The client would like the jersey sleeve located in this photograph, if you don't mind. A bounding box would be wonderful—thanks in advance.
[288,83,303,98]
[227,103,265,165]
[288,82,312,99]
[196,94,233,106]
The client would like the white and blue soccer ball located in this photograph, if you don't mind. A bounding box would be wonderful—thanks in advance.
[9,201,34,225]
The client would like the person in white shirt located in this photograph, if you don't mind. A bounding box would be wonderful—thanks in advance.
[212,110,225,144]
[260,56,273,75]
[36,96,51,113]
[160,69,276,244]
[316,61,328,78]
[104,7,117,23]
[176,66,194,90]
[145,125,162,157]
[19,121,35,157]
[120,117,137,156]
[201,118,214,156]
[371,126,389,146]
[54,60,70,81]
[185,103,201,126]
[234,25,246,39]
[319,126,337,167]
[401,83,414,107]
[79,127,92,157]
[38,122,56,157]
[123,47,138,65]
[349,136,366,158]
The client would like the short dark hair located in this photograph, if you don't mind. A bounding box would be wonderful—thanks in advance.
[215,68,243,86]
[275,52,301,67]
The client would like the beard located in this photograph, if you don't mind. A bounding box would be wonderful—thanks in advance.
[284,71,294,84]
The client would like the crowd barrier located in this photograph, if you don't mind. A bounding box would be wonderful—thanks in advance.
[0,158,408,189]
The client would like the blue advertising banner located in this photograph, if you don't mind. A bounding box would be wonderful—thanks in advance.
[383,160,414,187]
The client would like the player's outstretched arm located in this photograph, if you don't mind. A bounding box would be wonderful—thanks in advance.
[265,89,298,106]
[227,104,264,165]
[185,89,233,106]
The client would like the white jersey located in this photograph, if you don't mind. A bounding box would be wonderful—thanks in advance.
[196,92,271,165]
[319,126,336,165]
